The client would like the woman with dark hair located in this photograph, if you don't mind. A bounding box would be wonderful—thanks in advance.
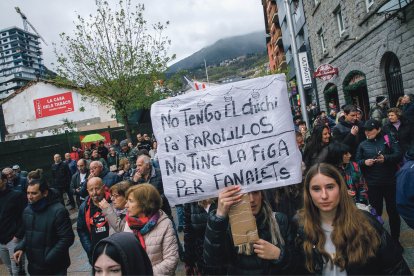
[303,125,331,169]
[203,186,292,274]
[117,158,133,181]
[293,163,410,274]
[92,232,153,275]
[326,142,369,205]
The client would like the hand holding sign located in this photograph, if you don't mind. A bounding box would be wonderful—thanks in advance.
[216,185,243,218]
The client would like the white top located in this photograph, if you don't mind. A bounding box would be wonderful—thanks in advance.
[321,222,347,276]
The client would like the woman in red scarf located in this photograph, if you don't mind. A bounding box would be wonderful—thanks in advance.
[123,184,178,275]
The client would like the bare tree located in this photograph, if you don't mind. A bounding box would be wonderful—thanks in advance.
[54,0,174,141]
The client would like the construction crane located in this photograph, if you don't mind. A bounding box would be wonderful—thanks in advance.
[15,7,48,46]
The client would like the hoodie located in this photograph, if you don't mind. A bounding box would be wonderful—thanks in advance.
[92,232,153,275]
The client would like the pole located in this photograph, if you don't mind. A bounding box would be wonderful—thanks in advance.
[204,59,209,85]
[284,0,310,128]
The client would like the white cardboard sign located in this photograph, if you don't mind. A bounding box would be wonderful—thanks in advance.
[151,75,302,205]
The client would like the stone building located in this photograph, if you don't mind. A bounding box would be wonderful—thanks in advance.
[302,0,413,119]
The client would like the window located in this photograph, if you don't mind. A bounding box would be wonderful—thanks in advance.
[366,0,374,12]
[335,7,345,36]
[318,29,326,54]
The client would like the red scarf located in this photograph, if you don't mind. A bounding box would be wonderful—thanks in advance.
[126,211,161,251]
[84,187,111,234]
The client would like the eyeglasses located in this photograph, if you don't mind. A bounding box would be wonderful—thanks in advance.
[111,194,121,199]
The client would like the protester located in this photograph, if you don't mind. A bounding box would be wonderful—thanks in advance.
[2,167,27,193]
[51,153,76,209]
[77,177,111,263]
[119,139,139,169]
[183,199,224,275]
[65,152,77,175]
[99,181,131,233]
[326,142,369,205]
[132,155,172,217]
[396,146,414,229]
[401,94,414,120]
[107,146,120,172]
[149,140,158,160]
[111,139,121,153]
[0,171,26,275]
[292,163,410,274]
[97,141,109,161]
[12,165,28,178]
[356,119,402,247]
[267,184,303,222]
[303,125,331,169]
[370,96,389,125]
[14,178,75,275]
[136,133,151,151]
[123,184,179,275]
[71,159,89,207]
[91,149,108,169]
[382,107,414,156]
[332,105,366,156]
[203,186,292,274]
[117,158,133,181]
[89,160,121,188]
[70,145,83,161]
[92,232,153,275]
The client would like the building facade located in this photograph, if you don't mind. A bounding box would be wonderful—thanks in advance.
[303,0,413,118]
[0,27,46,99]
[277,0,319,107]
[0,81,120,141]
[262,0,287,72]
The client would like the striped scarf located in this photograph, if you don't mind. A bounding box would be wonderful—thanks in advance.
[126,211,160,250]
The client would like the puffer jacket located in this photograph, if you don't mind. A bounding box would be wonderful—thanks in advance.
[356,132,402,185]
[203,209,292,275]
[124,210,178,275]
[184,202,224,274]
[332,117,365,156]
[15,188,74,275]
[382,117,414,154]
[292,211,411,275]
[101,204,126,233]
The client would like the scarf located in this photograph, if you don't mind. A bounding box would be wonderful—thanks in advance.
[29,197,48,212]
[126,211,160,250]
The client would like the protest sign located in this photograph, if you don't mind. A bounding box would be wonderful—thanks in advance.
[151,75,302,205]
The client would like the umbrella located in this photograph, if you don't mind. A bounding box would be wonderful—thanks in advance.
[81,133,106,143]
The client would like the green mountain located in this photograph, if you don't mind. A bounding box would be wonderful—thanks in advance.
[168,31,267,73]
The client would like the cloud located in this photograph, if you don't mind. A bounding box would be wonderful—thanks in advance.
[0,0,264,69]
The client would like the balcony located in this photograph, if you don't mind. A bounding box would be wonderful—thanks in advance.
[266,0,276,15]
[275,36,283,47]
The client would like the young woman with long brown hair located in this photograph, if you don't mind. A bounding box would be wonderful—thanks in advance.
[293,163,410,275]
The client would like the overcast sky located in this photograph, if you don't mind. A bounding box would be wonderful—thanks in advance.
[0,0,265,69]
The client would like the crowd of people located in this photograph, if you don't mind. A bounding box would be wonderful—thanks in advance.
[0,93,413,275]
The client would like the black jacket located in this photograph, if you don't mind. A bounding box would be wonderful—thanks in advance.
[382,118,414,155]
[71,170,89,198]
[9,175,27,194]
[184,202,223,274]
[0,187,26,244]
[292,211,411,275]
[356,131,402,185]
[51,161,72,189]
[203,209,292,275]
[15,188,75,275]
[332,118,365,156]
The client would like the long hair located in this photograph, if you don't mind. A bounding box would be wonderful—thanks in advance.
[300,163,380,272]
[237,192,284,255]
[326,142,351,167]
[303,125,330,167]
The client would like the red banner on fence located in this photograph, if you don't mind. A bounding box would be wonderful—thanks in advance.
[34,92,75,119]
